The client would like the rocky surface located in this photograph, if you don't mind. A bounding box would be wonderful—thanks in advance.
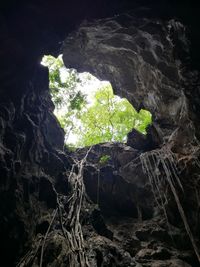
[1,2,200,267]
[72,143,199,266]
[62,14,193,143]
[63,11,200,266]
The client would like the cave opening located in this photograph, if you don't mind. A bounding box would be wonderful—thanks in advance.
[41,54,152,149]
[1,2,200,266]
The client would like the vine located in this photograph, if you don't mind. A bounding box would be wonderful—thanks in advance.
[17,148,92,267]
[140,147,200,263]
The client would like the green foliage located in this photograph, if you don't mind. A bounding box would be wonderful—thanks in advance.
[41,55,152,148]
[41,55,86,142]
[75,85,152,147]
[99,155,111,165]
[135,109,152,134]
[42,55,85,108]
[69,91,86,110]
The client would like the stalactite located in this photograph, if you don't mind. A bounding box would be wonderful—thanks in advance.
[140,147,200,264]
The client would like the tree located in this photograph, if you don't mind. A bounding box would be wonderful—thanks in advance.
[41,55,87,144]
[75,85,152,147]
[41,55,152,148]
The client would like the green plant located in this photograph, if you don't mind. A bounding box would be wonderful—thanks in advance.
[99,155,111,165]
[76,84,152,147]
[42,54,152,148]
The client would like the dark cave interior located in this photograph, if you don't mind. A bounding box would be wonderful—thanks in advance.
[1,1,200,267]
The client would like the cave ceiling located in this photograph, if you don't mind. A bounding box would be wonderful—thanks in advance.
[1,1,200,266]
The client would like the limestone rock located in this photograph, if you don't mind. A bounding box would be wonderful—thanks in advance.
[0,3,200,267]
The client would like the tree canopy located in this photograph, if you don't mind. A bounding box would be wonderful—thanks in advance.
[41,55,152,148]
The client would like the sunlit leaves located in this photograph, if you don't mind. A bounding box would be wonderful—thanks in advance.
[41,55,85,107]
[69,91,86,110]
[135,109,152,134]
[41,55,87,142]
[41,54,152,148]
[75,85,152,147]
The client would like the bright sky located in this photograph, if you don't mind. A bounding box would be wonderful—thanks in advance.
[60,70,110,144]
[41,54,111,145]
[40,54,138,146]
[60,68,110,105]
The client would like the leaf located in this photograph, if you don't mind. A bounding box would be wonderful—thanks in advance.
[42,55,152,148]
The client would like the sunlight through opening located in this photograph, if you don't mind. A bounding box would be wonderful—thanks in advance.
[41,54,152,148]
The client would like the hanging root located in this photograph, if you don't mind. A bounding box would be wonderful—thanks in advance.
[39,208,58,267]
[61,147,92,267]
[140,147,200,264]
[39,146,91,267]
[18,147,92,267]
[16,236,43,267]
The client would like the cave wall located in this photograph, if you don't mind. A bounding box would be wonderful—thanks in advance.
[62,12,198,148]
[62,11,200,266]
[1,1,200,267]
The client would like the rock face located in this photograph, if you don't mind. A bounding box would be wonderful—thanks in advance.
[62,12,200,266]
[63,14,193,144]
[1,3,200,267]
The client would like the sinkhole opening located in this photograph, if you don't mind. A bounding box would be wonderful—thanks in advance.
[41,54,152,149]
